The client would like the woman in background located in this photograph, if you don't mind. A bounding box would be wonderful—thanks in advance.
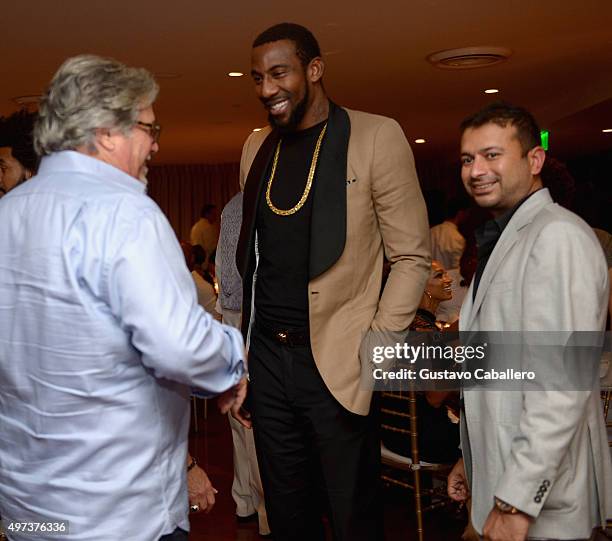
[381,260,460,464]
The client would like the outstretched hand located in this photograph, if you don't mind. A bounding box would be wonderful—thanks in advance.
[218,376,251,428]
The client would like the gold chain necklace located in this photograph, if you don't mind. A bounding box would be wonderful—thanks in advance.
[265,123,327,216]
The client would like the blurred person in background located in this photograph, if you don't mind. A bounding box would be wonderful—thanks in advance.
[0,109,38,197]
[191,203,219,263]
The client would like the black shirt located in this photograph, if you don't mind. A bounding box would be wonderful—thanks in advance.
[473,190,542,300]
[255,121,327,329]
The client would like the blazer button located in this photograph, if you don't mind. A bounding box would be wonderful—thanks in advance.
[543,480,551,487]
[534,496,542,503]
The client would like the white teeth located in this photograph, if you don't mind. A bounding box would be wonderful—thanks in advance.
[472,181,495,190]
[269,100,288,113]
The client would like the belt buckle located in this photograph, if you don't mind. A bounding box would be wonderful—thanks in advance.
[276,331,289,345]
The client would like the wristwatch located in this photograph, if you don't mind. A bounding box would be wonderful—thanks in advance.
[187,456,198,472]
[494,497,520,514]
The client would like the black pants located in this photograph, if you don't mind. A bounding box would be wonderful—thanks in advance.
[159,527,188,540]
[248,326,384,541]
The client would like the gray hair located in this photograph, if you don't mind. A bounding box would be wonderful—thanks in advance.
[34,54,159,156]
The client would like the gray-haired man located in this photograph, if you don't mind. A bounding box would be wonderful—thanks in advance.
[0,55,247,541]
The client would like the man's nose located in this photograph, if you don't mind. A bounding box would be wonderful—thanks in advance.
[470,155,488,177]
[151,140,159,154]
[259,77,279,99]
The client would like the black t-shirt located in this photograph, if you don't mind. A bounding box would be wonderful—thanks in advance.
[254,121,327,329]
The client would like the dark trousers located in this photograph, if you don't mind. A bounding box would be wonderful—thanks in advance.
[159,527,188,540]
[248,326,384,541]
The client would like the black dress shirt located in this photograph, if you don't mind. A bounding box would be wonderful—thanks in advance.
[472,190,542,301]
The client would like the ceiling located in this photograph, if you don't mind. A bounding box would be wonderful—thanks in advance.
[2,0,612,165]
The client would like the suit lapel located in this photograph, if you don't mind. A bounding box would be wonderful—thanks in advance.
[466,226,520,328]
[236,130,280,278]
[309,102,350,279]
[464,189,553,329]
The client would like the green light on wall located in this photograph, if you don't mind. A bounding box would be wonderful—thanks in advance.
[540,130,549,150]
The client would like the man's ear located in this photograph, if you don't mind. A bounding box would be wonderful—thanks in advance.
[24,168,33,180]
[528,146,546,176]
[94,127,117,152]
[307,57,325,83]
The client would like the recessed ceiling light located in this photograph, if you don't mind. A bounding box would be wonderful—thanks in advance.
[415,138,426,144]
[228,72,244,77]
[253,128,262,132]
[602,128,612,133]
[484,88,499,94]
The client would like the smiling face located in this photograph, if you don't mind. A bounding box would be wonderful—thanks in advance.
[109,106,159,181]
[460,122,545,216]
[251,39,323,132]
[427,260,453,302]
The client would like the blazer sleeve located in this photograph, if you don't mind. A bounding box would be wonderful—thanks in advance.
[494,219,609,517]
[239,133,254,192]
[239,128,269,191]
[370,118,431,332]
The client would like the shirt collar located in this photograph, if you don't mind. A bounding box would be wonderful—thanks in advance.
[475,188,543,254]
[38,150,146,195]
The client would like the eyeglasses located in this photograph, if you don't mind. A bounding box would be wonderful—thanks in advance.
[135,121,161,143]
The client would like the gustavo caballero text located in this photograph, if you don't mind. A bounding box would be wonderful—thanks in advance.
[372,367,535,381]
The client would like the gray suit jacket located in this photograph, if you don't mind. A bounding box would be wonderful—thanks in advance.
[459,188,612,538]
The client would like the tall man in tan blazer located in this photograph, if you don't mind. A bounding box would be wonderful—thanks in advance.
[448,102,612,541]
[235,23,430,541]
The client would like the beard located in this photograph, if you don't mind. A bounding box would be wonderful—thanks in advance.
[267,85,310,134]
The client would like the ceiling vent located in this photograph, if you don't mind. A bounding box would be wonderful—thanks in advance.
[427,46,512,69]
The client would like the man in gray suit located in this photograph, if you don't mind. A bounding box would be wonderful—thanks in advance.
[448,102,612,541]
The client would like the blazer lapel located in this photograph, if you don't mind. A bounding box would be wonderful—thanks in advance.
[464,188,553,329]
[309,102,350,279]
[236,130,280,278]
[466,227,520,329]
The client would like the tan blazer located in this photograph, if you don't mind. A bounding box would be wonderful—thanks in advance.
[237,104,430,415]
[459,189,612,538]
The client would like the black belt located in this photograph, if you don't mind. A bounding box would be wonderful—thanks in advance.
[255,319,310,347]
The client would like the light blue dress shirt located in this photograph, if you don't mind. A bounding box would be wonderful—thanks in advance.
[0,151,245,540]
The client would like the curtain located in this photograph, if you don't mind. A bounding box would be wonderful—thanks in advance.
[145,150,612,241]
[147,162,240,242]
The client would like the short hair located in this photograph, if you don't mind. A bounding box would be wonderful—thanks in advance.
[200,204,216,219]
[34,54,159,156]
[0,110,39,172]
[460,101,542,156]
[253,23,321,66]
